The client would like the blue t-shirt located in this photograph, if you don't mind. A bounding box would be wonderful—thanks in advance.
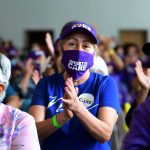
[31,72,121,150]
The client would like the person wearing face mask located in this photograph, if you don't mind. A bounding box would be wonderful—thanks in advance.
[29,21,121,150]
[0,53,40,149]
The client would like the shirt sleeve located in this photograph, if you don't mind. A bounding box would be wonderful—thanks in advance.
[122,99,150,150]
[99,76,121,114]
[30,77,48,107]
[11,114,41,150]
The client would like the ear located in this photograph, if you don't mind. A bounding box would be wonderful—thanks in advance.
[0,83,6,96]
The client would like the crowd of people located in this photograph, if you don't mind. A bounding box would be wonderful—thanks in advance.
[0,20,150,149]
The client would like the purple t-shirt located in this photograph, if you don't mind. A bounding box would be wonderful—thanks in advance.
[122,97,150,150]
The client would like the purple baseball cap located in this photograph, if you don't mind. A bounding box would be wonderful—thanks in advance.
[60,21,98,44]
[7,48,17,59]
[28,50,44,60]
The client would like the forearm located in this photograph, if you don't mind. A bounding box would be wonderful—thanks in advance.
[136,88,149,104]
[19,73,31,93]
[125,89,149,127]
[63,77,115,142]
[108,49,124,70]
[36,112,69,140]
[47,45,55,58]
[45,33,55,58]
[74,106,112,143]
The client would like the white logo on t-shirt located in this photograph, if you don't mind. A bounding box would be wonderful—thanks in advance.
[79,93,94,108]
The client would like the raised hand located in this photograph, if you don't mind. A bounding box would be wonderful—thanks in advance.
[135,60,150,90]
[25,58,34,75]
[45,32,55,58]
[32,70,41,85]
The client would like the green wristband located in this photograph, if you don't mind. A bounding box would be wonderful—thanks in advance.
[52,115,61,129]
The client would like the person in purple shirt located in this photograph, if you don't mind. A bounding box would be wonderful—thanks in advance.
[122,60,150,150]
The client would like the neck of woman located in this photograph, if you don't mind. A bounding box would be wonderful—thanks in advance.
[63,70,90,86]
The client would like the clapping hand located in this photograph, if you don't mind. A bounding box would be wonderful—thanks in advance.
[135,60,150,90]
[63,91,74,119]
[62,77,82,113]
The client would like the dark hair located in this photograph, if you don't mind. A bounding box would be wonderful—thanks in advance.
[123,43,139,55]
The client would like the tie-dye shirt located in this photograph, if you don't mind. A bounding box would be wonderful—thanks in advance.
[0,103,40,150]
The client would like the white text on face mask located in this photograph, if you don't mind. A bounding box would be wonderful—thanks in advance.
[68,60,87,71]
